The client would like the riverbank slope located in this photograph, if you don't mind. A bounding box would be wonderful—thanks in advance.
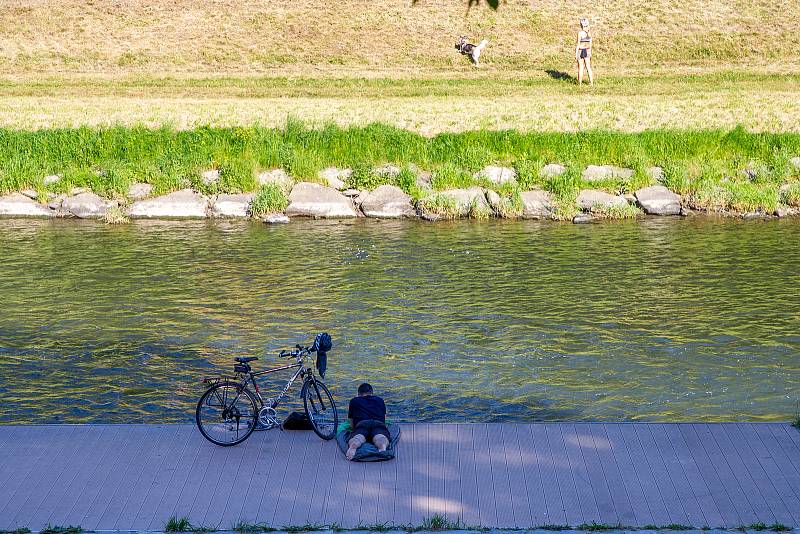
[1,126,799,221]
[1,0,799,133]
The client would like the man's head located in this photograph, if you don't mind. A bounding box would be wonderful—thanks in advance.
[357,383,374,396]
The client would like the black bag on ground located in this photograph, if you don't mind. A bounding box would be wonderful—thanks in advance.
[283,411,315,430]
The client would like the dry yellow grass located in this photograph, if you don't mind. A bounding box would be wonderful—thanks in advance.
[2,87,798,134]
[0,0,797,133]
[0,0,797,76]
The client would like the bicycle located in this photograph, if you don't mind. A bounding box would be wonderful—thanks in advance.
[195,333,338,446]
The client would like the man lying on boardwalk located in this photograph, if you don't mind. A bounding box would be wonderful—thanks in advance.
[345,382,390,460]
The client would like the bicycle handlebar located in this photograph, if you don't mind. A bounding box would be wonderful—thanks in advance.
[278,344,315,359]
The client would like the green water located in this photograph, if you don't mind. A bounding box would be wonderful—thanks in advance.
[0,217,798,423]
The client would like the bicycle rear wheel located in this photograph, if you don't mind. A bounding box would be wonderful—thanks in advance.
[196,381,259,446]
[302,378,338,440]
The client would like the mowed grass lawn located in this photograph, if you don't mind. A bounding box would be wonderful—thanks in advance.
[1,72,799,134]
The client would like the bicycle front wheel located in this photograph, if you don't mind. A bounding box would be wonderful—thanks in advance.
[196,381,259,446]
[302,378,338,440]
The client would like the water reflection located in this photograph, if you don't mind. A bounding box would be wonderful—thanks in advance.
[0,217,798,423]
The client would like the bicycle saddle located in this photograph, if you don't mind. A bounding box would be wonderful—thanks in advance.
[235,357,258,363]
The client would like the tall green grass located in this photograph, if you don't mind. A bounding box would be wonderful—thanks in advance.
[1,124,799,212]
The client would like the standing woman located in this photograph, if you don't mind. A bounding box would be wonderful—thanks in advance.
[575,18,594,86]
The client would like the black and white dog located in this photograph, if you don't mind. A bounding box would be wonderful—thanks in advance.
[455,36,489,66]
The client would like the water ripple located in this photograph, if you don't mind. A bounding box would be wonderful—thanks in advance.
[0,217,798,423]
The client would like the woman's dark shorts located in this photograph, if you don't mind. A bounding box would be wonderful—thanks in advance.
[579,48,589,59]
[353,419,390,441]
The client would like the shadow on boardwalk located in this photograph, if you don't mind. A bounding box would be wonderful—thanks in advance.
[0,423,799,531]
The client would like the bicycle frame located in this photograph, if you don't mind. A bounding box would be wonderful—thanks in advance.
[246,360,308,409]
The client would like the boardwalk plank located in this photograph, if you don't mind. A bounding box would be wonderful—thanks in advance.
[662,424,731,528]
[53,425,124,527]
[560,424,597,525]
[373,430,398,527]
[0,427,42,502]
[18,425,106,528]
[339,456,365,527]
[233,431,280,525]
[706,424,777,524]
[0,427,56,527]
[202,430,256,529]
[271,430,314,527]
[321,434,355,527]
[766,424,800,496]
[646,424,706,527]
[473,424,497,527]
[754,424,800,499]
[501,423,532,528]
[134,425,196,530]
[679,424,747,527]
[619,424,672,526]
[603,424,652,526]
[185,432,232,526]
[539,424,567,526]
[2,423,800,531]
[171,433,225,524]
[388,424,413,526]
[720,424,795,525]
[67,425,133,528]
[405,424,419,526]
[425,424,452,523]
[518,424,547,526]
[256,429,296,527]
[489,423,516,528]
[39,425,113,527]
[146,427,211,529]
[94,425,164,530]
[6,427,80,529]
[412,424,431,524]
[574,423,615,525]
[587,424,636,526]
[358,424,404,527]
[634,423,692,527]
[0,425,22,477]
[439,424,462,525]
[82,425,153,530]
[453,424,479,527]
[287,433,326,526]
[780,424,800,452]
[115,425,185,530]
[737,424,800,525]
[0,425,73,529]
[299,437,335,526]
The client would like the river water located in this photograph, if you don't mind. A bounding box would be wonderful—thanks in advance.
[0,217,798,423]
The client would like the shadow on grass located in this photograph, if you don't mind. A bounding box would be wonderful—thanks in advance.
[545,69,575,82]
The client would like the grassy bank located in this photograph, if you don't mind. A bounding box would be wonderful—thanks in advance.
[2,124,800,215]
[0,0,798,134]
[1,73,798,134]
[1,0,797,75]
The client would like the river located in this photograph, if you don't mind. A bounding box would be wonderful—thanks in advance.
[0,217,798,423]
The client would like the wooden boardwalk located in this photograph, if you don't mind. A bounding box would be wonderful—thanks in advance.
[1,423,800,531]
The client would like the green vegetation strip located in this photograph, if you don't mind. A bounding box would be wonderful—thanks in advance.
[1,518,795,534]
[3,72,798,99]
[153,515,795,533]
[2,124,800,216]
